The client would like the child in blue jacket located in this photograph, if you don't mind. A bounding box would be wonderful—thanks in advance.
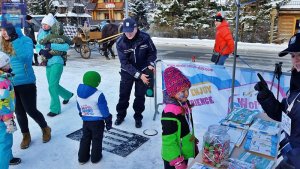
[76,71,112,164]
[0,52,21,168]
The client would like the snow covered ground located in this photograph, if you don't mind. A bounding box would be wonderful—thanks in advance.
[10,38,287,169]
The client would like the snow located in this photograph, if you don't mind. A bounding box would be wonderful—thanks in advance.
[55,12,91,18]
[9,38,287,169]
[152,37,287,52]
[280,0,300,9]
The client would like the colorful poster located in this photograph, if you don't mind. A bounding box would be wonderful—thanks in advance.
[161,60,291,122]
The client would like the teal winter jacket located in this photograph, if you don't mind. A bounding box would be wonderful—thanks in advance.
[9,28,36,86]
[36,28,69,66]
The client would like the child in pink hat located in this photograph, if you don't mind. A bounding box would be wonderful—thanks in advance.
[161,67,198,169]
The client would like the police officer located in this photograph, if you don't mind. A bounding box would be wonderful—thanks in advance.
[114,18,157,128]
[255,33,300,169]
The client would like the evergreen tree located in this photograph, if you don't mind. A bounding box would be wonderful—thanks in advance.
[26,0,56,15]
[183,0,218,33]
[154,0,185,28]
[129,0,150,30]
[151,0,289,41]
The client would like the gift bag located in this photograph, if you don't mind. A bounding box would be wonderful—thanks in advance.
[211,52,220,63]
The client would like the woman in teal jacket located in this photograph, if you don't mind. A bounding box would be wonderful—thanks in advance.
[1,25,51,150]
[35,13,73,117]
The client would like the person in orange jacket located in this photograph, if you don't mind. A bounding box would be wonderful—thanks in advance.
[213,12,234,65]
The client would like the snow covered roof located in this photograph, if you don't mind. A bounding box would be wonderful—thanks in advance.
[55,11,91,18]
[74,3,85,7]
[268,0,284,7]
[77,13,92,17]
[54,13,68,17]
[67,11,78,17]
[52,0,68,7]
[280,0,300,9]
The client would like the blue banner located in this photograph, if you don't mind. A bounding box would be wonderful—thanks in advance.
[161,60,291,123]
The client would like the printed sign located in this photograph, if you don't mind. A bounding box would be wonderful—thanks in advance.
[161,61,291,121]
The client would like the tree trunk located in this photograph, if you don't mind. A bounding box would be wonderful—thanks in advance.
[46,0,49,14]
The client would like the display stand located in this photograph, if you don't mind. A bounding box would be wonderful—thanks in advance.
[188,113,279,169]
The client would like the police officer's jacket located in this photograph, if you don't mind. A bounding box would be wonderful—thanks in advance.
[116,30,157,79]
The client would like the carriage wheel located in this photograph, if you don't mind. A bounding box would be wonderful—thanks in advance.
[74,44,81,53]
[80,44,91,59]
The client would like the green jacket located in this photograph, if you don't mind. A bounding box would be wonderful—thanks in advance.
[161,109,196,162]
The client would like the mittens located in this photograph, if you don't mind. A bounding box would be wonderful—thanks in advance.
[45,43,51,50]
[105,114,112,131]
[254,81,273,100]
[39,49,53,59]
[169,156,187,169]
[254,81,268,92]
[4,118,17,134]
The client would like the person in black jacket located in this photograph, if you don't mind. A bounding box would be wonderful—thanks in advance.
[24,15,39,66]
[255,33,300,169]
[114,18,157,128]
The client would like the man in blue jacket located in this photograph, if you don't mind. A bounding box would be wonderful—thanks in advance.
[114,18,157,128]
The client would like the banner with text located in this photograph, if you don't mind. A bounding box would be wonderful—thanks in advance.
[161,60,291,121]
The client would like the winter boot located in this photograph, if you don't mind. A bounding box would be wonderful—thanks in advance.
[42,126,51,143]
[62,93,74,104]
[20,132,31,149]
[135,120,142,128]
[34,53,39,66]
[114,118,124,126]
[9,157,21,165]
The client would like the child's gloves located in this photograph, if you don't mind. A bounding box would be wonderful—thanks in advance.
[45,43,51,50]
[169,156,187,169]
[105,115,112,131]
[189,135,199,144]
[39,49,53,59]
[4,118,17,134]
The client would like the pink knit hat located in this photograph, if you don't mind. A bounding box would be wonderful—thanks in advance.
[163,67,191,97]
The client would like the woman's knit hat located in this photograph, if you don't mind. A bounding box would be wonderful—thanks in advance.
[42,13,56,27]
[215,12,224,22]
[163,67,191,97]
[83,71,101,88]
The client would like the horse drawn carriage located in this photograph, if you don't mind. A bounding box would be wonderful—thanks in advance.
[72,24,122,59]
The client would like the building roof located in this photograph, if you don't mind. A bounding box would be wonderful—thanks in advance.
[55,11,91,17]
[86,3,96,10]
[281,0,300,9]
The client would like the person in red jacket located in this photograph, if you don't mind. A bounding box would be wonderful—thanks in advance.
[213,12,234,65]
